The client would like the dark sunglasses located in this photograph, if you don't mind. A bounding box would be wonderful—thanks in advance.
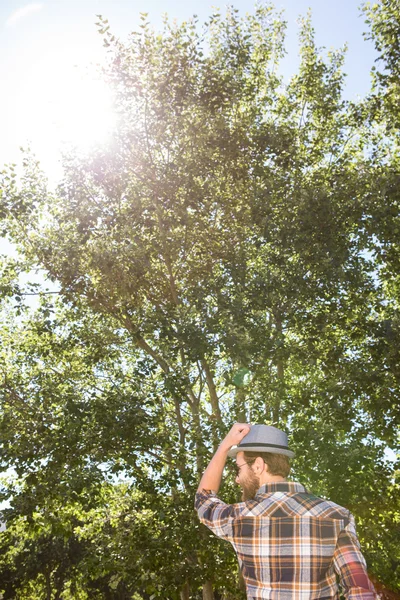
[234,458,256,476]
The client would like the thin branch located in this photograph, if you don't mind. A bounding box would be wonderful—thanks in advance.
[144,448,176,467]
[19,291,61,296]
[298,99,307,129]
[201,359,221,421]
[328,131,357,169]
[196,360,205,403]
[154,202,180,306]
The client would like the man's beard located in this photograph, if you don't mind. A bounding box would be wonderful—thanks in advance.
[241,469,261,501]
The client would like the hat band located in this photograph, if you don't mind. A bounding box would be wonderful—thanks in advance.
[239,442,289,450]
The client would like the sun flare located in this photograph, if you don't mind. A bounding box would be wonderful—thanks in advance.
[48,68,117,151]
[15,47,117,182]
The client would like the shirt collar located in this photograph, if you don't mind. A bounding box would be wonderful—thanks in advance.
[256,481,306,495]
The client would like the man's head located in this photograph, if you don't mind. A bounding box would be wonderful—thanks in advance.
[229,424,294,501]
[235,450,291,501]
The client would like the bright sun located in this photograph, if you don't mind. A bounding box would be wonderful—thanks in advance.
[48,67,117,150]
[16,48,117,183]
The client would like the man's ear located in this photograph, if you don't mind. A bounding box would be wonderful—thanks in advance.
[254,456,266,474]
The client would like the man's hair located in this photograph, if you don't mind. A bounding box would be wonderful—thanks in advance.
[243,451,291,478]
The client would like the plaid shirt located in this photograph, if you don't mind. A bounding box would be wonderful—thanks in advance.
[195,482,377,600]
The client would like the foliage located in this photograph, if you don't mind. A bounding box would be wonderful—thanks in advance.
[0,2,399,597]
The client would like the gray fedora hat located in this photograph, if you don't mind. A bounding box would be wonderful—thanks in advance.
[227,424,295,458]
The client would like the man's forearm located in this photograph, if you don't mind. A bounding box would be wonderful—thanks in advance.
[197,443,230,493]
[196,423,250,493]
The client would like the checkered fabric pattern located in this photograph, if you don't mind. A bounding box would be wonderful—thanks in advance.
[195,482,377,600]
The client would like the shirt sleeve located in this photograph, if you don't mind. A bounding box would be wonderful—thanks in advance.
[194,490,235,541]
[332,513,377,600]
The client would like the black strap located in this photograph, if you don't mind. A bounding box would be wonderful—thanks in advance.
[239,442,289,450]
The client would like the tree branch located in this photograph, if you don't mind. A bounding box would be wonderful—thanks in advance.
[201,359,221,421]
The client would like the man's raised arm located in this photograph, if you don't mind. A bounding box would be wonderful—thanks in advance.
[196,423,250,493]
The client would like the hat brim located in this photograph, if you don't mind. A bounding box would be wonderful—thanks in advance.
[228,445,295,459]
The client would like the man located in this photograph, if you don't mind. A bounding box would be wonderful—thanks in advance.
[195,423,377,600]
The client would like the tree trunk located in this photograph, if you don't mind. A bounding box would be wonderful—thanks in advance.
[180,581,190,600]
[273,315,285,424]
[191,397,205,474]
[235,386,247,422]
[202,579,214,600]
[201,359,222,451]
[273,357,284,424]
[201,360,221,421]
[44,569,52,600]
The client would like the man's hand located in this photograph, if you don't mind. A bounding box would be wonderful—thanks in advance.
[220,422,251,452]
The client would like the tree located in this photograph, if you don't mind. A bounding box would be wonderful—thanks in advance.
[0,2,399,597]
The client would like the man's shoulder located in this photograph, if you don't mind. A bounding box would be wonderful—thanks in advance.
[290,490,351,520]
[250,484,351,520]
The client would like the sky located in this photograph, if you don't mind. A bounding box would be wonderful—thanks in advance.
[0,0,378,182]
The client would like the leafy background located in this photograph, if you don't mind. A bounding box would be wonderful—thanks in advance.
[0,1,399,598]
